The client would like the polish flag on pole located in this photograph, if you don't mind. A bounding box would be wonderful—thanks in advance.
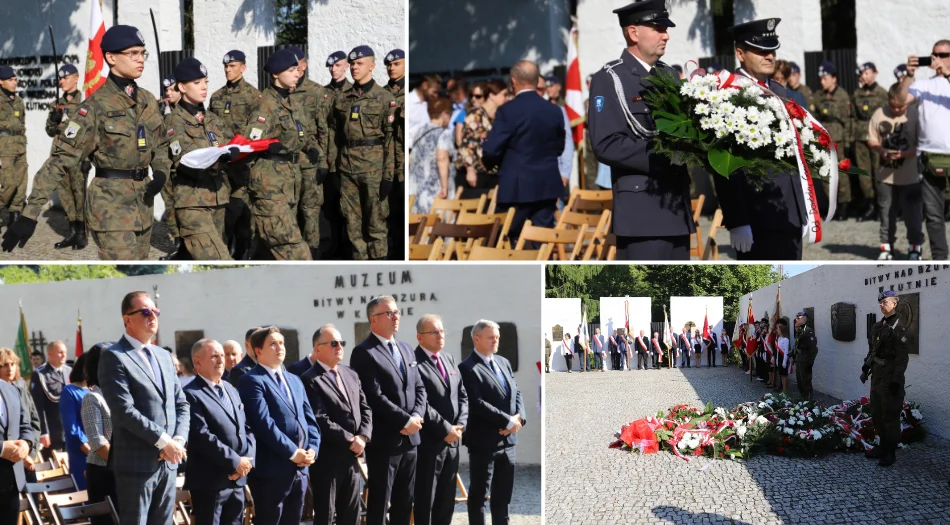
[84,0,109,98]
[565,26,585,146]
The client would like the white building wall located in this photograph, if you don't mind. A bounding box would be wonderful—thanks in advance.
[543,297,580,372]
[598,297,651,339]
[0,264,542,464]
[733,0,823,80]
[193,0,276,95]
[741,264,950,439]
[670,296,724,339]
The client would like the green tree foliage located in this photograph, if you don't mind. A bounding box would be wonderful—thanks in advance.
[115,265,173,276]
[276,0,308,46]
[546,265,782,323]
[0,265,125,284]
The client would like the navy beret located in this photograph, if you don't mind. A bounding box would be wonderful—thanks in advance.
[818,61,837,77]
[790,62,801,74]
[878,290,899,301]
[0,66,13,80]
[894,64,908,80]
[545,74,560,85]
[857,62,876,75]
[796,311,808,318]
[288,46,306,60]
[265,48,300,74]
[348,45,374,62]
[162,75,176,89]
[223,50,246,64]
[384,49,404,65]
[58,64,79,78]
[101,25,146,53]
[326,51,346,67]
[671,64,683,73]
[174,57,208,83]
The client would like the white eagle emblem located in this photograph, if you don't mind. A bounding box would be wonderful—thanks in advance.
[200,64,207,75]
[136,30,145,43]
[223,54,231,63]
[349,52,357,60]
[387,54,394,62]
[767,19,776,31]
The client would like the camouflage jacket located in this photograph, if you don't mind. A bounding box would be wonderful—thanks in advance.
[325,78,353,95]
[385,77,406,182]
[0,89,27,155]
[324,80,396,180]
[289,76,328,169]
[244,86,311,203]
[791,83,812,102]
[810,86,852,143]
[850,82,889,142]
[209,77,261,139]
[23,77,170,231]
[45,91,83,138]
[165,104,231,208]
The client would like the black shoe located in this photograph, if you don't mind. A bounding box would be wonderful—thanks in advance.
[73,222,87,250]
[160,238,192,260]
[859,202,877,222]
[865,446,885,459]
[878,452,896,467]
[832,203,850,221]
[55,221,81,249]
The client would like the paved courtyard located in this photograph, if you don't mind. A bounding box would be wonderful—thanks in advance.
[544,366,950,524]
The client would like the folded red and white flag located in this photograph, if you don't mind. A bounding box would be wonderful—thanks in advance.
[179,134,279,170]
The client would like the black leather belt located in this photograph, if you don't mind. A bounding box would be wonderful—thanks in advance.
[265,151,300,163]
[347,138,384,148]
[0,129,24,136]
[96,167,149,181]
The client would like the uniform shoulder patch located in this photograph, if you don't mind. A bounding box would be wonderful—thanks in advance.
[388,115,395,123]
[63,121,82,139]
[257,116,266,123]
[594,96,605,112]
[167,128,175,137]
[249,127,263,140]
[390,101,396,107]
[78,107,88,117]
[170,140,181,156]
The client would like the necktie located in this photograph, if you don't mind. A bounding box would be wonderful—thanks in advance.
[433,353,447,383]
[490,358,510,396]
[330,369,349,402]
[389,342,406,378]
[215,384,234,417]
[0,391,6,429]
[142,346,163,391]
[276,373,306,447]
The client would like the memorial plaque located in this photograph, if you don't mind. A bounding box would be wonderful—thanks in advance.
[461,322,520,372]
[552,324,564,342]
[830,303,856,342]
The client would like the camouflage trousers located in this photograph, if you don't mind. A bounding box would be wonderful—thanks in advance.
[340,170,389,260]
[0,154,28,213]
[298,166,323,252]
[176,205,231,260]
[91,227,151,260]
[228,170,252,243]
[57,163,87,222]
[853,141,878,200]
[161,175,178,237]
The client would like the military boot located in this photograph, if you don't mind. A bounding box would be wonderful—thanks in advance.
[55,221,80,249]
[832,202,850,221]
[865,446,886,459]
[878,447,896,467]
[858,201,877,222]
[73,222,88,250]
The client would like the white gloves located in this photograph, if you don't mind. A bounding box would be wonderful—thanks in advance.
[729,225,754,253]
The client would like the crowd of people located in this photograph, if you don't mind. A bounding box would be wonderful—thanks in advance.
[0,291,527,525]
[0,23,407,261]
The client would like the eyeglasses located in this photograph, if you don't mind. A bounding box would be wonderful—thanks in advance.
[372,310,400,319]
[420,329,445,336]
[933,52,950,58]
[124,307,160,318]
[317,340,346,348]
[112,50,150,61]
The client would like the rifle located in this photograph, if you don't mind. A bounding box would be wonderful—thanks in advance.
[48,25,61,104]
[150,9,162,99]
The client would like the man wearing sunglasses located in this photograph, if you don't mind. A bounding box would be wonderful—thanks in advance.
[302,324,371,525]
[351,296,427,525]
[898,40,950,260]
[2,25,170,259]
[99,291,190,525]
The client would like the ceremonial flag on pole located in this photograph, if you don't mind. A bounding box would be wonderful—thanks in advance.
[75,312,84,358]
[745,297,757,356]
[565,26,585,146]
[732,301,744,349]
[15,301,32,377]
[83,0,109,97]
[702,307,711,340]
[662,308,673,350]
[770,285,782,326]
[581,309,589,351]
[624,297,630,335]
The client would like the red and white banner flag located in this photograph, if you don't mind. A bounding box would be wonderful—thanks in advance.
[83,0,109,97]
[565,26,585,146]
[180,134,279,169]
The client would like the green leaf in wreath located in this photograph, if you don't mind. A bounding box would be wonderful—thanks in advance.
[708,148,754,178]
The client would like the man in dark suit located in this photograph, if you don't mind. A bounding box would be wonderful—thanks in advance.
[634,329,648,370]
[286,336,319,377]
[482,60,566,239]
[0,379,36,522]
[228,327,261,388]
[607,330,619,370]
[573,332,587,372]
[238,326,320,525]
[588,0,695,260]
[221,340,244,383]
[99,291,190,525]
[616,329,630,371]
[713,19,809,261]
[301,324,372,525]
[679,326,693,368]
[184,339,256,525]
[30,340,71,458]
[413,315,468,525]
[591,328,606,372]
[350,296,428,525]
[459,320,525,525]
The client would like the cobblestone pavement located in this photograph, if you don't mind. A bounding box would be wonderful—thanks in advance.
[544,365,950,525]
[697,215,950,262]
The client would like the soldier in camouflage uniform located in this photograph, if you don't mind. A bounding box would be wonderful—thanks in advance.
[324,46,396,260]
[861,290,912,467]
[810,61,853,220]
[158,73,182,260]
[851,62,890,222]
[325,51,354,94]
[384,49,405,260]
[243,48,314,260]
[1,26,169,259]
[209,50,260,259]
[45,64,89,249]
[788,62,812,103]
[164,57,235,260]
[288,47,329,259]
[0,66,28,229]
[321,50,353,259]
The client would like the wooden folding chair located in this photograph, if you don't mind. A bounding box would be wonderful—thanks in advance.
[407,194,416,214]
[175,487,192,525]
[515,221,587,260]
[689,195,706,258]
[45,490,88,525]
[566,188,612,213]
[485,186,499,214]
[409,237,445,261]
[243,486,255,525]
[25,477,78,525]
[427,217,500,261]
[428,195,487,224]
[467,244,551,260]
[557,209,611,260]
[460,208,515,249]
[408,215,427,245]
[701,208,724,261]
[579,211,613,260]
[50,450,69,473]
[35,467,68,482]
[18,493,42,525]
[31,461,55,472]
[53,496,119,525]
